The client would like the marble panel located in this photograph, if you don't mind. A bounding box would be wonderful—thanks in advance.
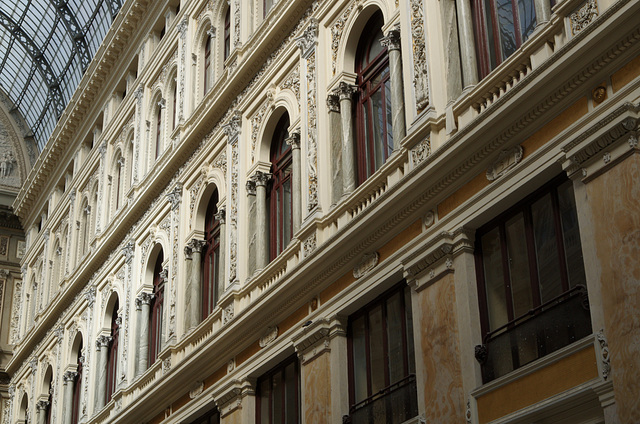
[303,351,331,423]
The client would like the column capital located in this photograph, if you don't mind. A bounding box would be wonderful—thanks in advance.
[327,93,340,113]
[334,82,357,101]
[136,291,155,308]
[285,131,301,149]
[215,208,226,224]
[253,171,271,187]
[36,400,50,411]
[184,239,207,259]
[246,179,256,196]
[96,335,112,349]
[380,28,401,51]
[63,370,77,383]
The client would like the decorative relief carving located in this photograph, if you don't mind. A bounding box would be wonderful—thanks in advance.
[280,67,301,105]
[178,16,188,123]
[251,102,269,164]
[189,381,204,399]
[597,329,610,380]
[410,0,429,109]
[592,85,606,104]
[570,0,598,36]
[424,210,435,228]
[411,138,431,165]
[10,280,21,344]
[233,0,240,48]
[353,252,379,279]
[486,146,523,181]
[213,150,227,176]
[223,303,234,324]
[303,233,316,257]
[162,357,171,374]
[570,116,637,165]
[227,358,235,373]
[259,326,279,348]
[166,183,183,210]
[331,3,356,75]
[225,112,241,284]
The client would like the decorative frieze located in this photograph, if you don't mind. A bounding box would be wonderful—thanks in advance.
[410,0,429,109]
[486,145,523,181]
[570,0,599,36]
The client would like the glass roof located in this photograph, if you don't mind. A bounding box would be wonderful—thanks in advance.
[0,0,123,151]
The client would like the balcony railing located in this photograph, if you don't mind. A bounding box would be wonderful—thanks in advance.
[343,374,418,424]
[475,285,592,382]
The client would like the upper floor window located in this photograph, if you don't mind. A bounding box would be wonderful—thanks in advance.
[155,104,163,159]
[347,283,417,424]
[224,8,231,61]
[150,251,165,363]
[106,300,120,403]
[189,407,221,424]
[256,355,299,424]
[475,176,591,382]
[472,0,537,76]
[204,35,212,94]
[203,191,221,320]
[268,113,292,260]
[356,11,392,185]
[72,341,83,424]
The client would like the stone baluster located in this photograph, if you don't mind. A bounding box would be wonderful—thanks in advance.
[381,28,406,148]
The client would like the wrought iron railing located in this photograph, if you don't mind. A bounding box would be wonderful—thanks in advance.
[475,285,591,382]
[343,374,418,424]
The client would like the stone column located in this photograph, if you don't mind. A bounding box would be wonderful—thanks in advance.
[36,400,49,424]
[254,171,271,270]
[135,293,154,376]
[215,208,226,298]
[327,94,343,203]
[286,131,302,233]
[246,180,257,276]
[335,82,357,195]
[62,371,77,424]
[184,239,206,329]
[533,0,551,26]
[95,335,111,410]
[381,28,406,148]
[455,0,479,88]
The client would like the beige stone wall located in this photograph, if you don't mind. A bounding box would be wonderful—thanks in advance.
[417,273,465,422]
[302,351,331,423]
[584,153,640,422]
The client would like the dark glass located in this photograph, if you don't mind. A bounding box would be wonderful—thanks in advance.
[256,356,299,424]
[481,227,508,330]
[269,114,293,260]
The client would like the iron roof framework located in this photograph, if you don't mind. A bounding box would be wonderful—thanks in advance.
[0,0,122,152]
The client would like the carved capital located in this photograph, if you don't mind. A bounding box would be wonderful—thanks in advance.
[253,171,271,187]
[285,131,301,149]
[380,28,401,51]
[215,208,226,224]
[246,179,256,196]
[96,335,112,349]
[37,400,50,411]
[136,292,154,307]
[184,239,206,259]
[335,82,357,101]
[327,94,340,112]
[63,371,77,383]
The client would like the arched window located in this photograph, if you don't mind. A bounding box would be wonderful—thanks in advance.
[268,113,292,260]
[127,135,134,188]
[114,154,124,211]
[204,35,212,94]
[106,300,119,403]
[203,191,221,320]
[472,0,536,77]
[155,103,163,159]
[72,340,83,424]
[150,251,164,363]
[172,80,178,130]
[355,11,392,184]
[81,199,90,256]
[223,8,231,61]
[45,374,53,424]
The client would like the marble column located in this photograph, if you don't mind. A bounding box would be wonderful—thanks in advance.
[335,82,357,195]
[36,400,49,424]
[455,0,479,88]
[534,0,551,26]
[215,208,226,298]
[327,94,343,203]
[286,131,302,233]
[254,171,271,270]
[95,335,111,410]
[246,179,257,275]
[184,239,206,329]
[62,371,77,424]
[381,29,406,148]
[135,292,154,376]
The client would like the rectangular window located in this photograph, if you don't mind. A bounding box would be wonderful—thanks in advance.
[256,356,299,424]
[189,407,220,424]
[475,176,591,382]
[346,283,417,424]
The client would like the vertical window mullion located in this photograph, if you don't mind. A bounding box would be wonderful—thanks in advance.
[511,0,523,46]
[499,224,515,322]
[523,207,542,307]
[489,0,503,64]
[364,310,372,398]
[550,187,571,292]
[381,300,390,388]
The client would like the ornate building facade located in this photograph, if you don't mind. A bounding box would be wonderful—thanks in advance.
[2,0,640,422]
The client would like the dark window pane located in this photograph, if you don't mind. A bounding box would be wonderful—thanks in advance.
[260,378,270,424]
[481,227,508,330]
[497,0,517,59]
[557,181,586,289]
[386,291,404,383]
[505,213,532,318]
[285,362,297,424]
[531,194,562,303]
[518,0,536,41]
[369,305,385,394]
[404,287,416,375]
[272,371,282,424]
[352,315,368,403]
[371,89,384,171]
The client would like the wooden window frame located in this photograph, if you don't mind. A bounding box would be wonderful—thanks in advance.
[203,191,220,320]
[204,35,211,94]
[106,300,119,404]
[155,105,162,159]
[223,9,231,62]
[149,252,164,364]
[256,355,300,424]
[355,12,392,185]
[268,114,292,260]
[71,344,83,424]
